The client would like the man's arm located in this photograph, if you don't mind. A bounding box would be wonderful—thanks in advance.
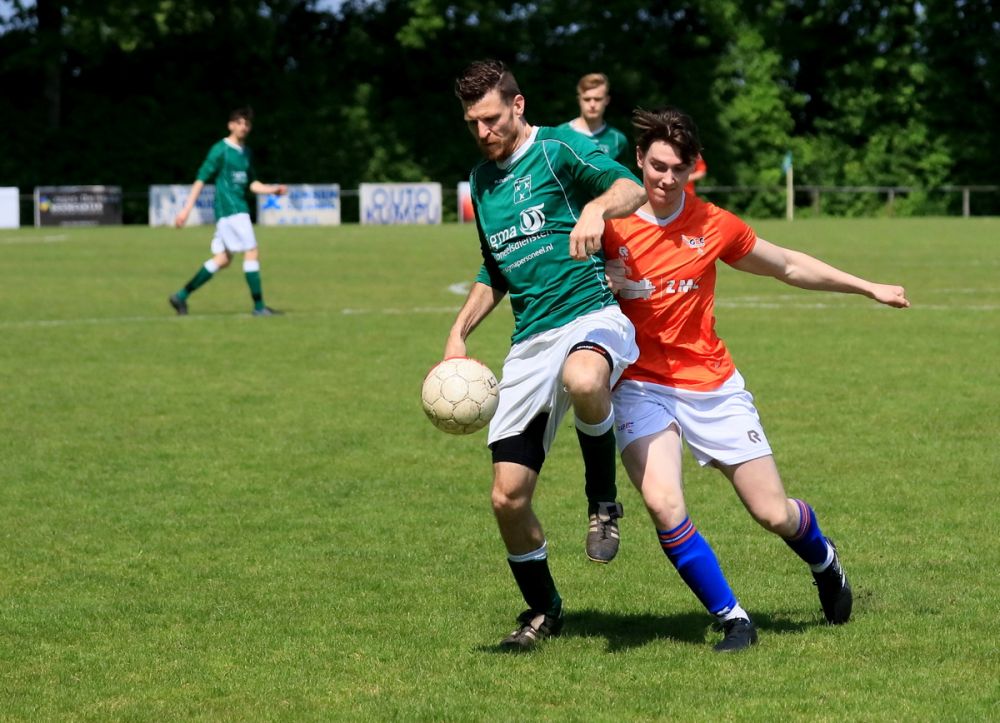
[569,177,646,260]
[250,181,287,196]
[174,180,205,228]
[730,237,910,308]
[444,282,507,359]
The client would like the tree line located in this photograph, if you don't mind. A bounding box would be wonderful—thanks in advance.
[1,0,997,219]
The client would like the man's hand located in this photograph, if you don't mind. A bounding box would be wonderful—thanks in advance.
[569,204,607,260]
[870,284,910,308]
[174,209,190,228]
[604,257,630,294]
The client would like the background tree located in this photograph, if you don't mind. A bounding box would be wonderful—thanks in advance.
[0,0,996,219]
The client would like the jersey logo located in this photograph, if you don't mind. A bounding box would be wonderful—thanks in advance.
[514,175,532,203]
[683,234,706,254]
[519,203,545,234]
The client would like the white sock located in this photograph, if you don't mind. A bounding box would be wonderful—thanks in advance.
[575,407,615,436]
[718,603,750,623]
[507,540,548,563]
[809,542,835,573]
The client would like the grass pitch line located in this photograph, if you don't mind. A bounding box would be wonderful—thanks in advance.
[0,233,70,244]
[2,300,994,330]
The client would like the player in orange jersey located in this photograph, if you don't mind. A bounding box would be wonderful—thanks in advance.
[684,155,707,195]
[603,107,909,650]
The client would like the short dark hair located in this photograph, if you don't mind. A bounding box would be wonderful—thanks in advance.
[454,59,521,104]
[229,106,254,123]
[632,107,701,165]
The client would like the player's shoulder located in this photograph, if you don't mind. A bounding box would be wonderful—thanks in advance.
[686,195,755,242]
[537,124,597,151]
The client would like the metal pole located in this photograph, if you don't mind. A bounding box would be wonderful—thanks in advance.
[786,167,794,221]
[963,187,970,218]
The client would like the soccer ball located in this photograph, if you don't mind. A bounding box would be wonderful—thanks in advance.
[421,357,499,435]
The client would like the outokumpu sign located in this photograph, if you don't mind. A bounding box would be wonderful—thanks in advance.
[34,185,123,227]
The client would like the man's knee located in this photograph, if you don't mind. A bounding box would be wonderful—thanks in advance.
[562,344,612,399]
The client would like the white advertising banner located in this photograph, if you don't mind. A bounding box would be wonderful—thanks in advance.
[148,184,215,226]
[257,184,341,226]
[0,187,18,228]
[360,182,442,225]
[457,181,474,223]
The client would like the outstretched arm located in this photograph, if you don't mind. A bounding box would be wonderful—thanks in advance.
[444,281,507,359]
[250,181,287,196]
[174,180,205,228]
[731,237,910,308]
[569,178,646,260]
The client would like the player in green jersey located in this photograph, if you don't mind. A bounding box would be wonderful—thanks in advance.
[561,73,630,164]
[169,107,286,317]
[446,59,646,651]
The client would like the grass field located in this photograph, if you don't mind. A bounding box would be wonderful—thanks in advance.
[1,218,998,720]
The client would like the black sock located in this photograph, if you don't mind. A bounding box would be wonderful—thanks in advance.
[507,558,562,616]
[577,426,618,506]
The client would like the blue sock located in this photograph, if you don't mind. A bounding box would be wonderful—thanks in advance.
[659,518,738,617]
[783,499,832,568]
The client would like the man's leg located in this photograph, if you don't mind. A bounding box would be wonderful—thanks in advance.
[491,417,563,651]
[562,344,622,563]
[170,251,231,315]
[623,427,757,652]
[720,457,853,624]
[242,247,281,315]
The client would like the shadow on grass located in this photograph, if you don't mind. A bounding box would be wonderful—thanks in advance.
[475,608,813,655]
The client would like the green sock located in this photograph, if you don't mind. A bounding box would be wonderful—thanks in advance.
[178,265,215,300]
[244,270,264,310]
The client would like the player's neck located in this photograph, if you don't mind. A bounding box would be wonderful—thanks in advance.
[226,134,245,148]
[644,193,684,220]
[575,116,604,133]
[504,123,534,159]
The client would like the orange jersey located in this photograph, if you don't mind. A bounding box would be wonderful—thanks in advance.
[604,195,756,390]
[684,156,707,195]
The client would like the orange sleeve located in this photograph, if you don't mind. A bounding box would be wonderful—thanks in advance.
[717,209,757,264]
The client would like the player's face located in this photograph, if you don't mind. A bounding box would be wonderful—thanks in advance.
[578,86,610,122]
[463,89,526,162]
[638,140,694,212]
[228,117,252,142]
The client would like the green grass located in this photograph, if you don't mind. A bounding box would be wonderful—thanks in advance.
[1,219,998,720]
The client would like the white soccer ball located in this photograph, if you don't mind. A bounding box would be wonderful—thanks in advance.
[421,357,499,435]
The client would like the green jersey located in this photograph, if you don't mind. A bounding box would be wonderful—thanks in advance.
[471,125,640,343]
[561,121,630,164]
[196,139,258,219]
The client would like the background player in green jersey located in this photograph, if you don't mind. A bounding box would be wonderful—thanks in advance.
[562,73,630,164]
[447,59,645,651]
[169,107,286,316]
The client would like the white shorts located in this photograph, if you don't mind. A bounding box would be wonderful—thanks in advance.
[210,213,257,254]
[488,306,639,452]
[612,370,772,467]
